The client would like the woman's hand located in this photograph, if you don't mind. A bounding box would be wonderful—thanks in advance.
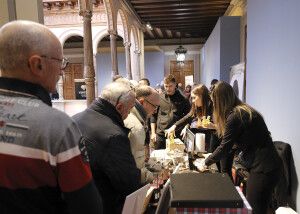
[194,158,208,172]
[165,125,176,138]
[180,124,189,139]
[197,116,216,130]
[150,132,156,144]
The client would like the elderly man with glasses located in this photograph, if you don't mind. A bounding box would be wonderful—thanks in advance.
[124,85,160,184]
[73,81,141,214]
[0,21,102,214]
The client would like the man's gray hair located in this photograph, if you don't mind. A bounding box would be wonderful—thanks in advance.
[0,20,57,71]
[135,85,152,99]
[100,82,135,106]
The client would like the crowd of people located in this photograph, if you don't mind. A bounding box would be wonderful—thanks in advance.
[0,20,282,214]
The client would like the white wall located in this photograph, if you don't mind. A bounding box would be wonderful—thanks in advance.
[0,0,10,26]
[247,0,300,210]
[96,52,126,93]
[0,0,43,26]
[220,17,241,83]
[200,16,240,86]
[15,0,44,23]
[144,51,164,87]
[200,19,221,86]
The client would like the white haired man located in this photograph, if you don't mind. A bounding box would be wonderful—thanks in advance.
[73,82,141,213]
[0,21,102,214]
[124,85,160,183]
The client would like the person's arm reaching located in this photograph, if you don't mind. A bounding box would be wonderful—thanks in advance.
[205,112,242,166]
[150,121,157,143]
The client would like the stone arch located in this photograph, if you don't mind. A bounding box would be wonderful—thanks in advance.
[93,29,109,54]
[103,0,116,31]
[117,9,129,43]
[93,29,124,54]
[117,26,124,40]
[58,29,83,47]
[130,26,139,51]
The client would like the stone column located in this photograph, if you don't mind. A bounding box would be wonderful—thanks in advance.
[93,53,98,97]
[79,8,95,106]
[124,42,132,80]
[57,76,64,100]
[139,30,145,78]
[133,49,141,80]
[108,29,118,77]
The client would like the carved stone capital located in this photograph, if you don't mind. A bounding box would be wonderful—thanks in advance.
[107,29,117,36]
[123,42,131,48]
[79,10,92,18]
[134,49,141,55]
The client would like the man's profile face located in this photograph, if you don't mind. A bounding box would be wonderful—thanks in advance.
[40,40,63,93]
[141,92,160,117]
[164,82,176,95]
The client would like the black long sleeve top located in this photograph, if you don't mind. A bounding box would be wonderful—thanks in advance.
[205,109,281,173]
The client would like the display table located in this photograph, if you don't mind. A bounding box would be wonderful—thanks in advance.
[175,187,252,214]
[149,149,217,173]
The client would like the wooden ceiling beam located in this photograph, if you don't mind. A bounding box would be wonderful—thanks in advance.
[154,21,216,25]
[143,37,207,45]
[140,11,225,18]
[153,28,164,38]
[145,29,155,39]
[166,30,173,39]
[134,2,229,9]
[149,17,217,23]
[154,24,214,29]
[164,28,210,33]
[136,6,228,14]
[125,0,230,41]
[131,0,230,4]
[144,14,222,21]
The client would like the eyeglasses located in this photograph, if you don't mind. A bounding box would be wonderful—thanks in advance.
[115,87,135,107]
[144,98,159,109]
[40,55,69,70]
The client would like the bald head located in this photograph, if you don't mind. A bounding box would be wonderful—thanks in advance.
[0,20,61,74]
[135,85,160,116]
[0,20,64,93]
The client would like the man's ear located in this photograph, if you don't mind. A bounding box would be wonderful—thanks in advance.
[28,55,43,76]
[138,98,145,105]
[115,102,123,113]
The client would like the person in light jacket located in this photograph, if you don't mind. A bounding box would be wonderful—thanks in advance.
[124,85,160,183]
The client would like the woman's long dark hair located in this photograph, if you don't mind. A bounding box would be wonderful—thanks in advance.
[211,81,257,137]
[190,84,211,119]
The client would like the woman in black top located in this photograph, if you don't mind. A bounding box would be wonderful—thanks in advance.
[203,81,282,214]
[165,84,213,139]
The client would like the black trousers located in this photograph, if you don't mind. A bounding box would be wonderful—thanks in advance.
[246,167,281,214]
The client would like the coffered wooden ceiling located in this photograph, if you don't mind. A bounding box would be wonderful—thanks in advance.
[125,0,231,44]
